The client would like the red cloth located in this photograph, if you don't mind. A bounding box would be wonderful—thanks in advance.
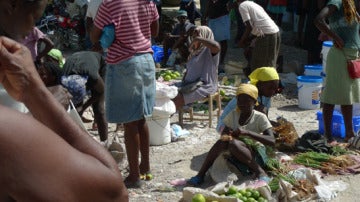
[270,0,287,6]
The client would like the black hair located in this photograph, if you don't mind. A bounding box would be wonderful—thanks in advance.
[41,61,63,85]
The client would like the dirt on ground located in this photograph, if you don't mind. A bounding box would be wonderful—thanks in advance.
[81,4,360,202]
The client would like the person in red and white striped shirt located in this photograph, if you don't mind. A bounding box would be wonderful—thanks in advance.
[91,0,159,188]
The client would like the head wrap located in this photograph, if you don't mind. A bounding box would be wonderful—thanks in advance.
[47,49,64,68]
[177,10,188,17]
[236,83,258,101]
[188,26,214,60]
[249,67,279,85]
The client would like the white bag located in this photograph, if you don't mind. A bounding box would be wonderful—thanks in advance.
[156,81,178,99]
[153,98,176,117]
[67,100,87,131]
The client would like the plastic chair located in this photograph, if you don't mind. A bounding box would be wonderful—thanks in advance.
[178,89,222,128]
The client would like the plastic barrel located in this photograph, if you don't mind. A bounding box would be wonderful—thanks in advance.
[304,64,323,77]
[297,76,323,109]
[321,41,333,72]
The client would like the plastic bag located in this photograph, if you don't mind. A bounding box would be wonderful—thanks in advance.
[156,81,178,99]
[153,98,176,117]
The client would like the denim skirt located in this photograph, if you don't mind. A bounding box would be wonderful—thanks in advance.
[105,53,156,123]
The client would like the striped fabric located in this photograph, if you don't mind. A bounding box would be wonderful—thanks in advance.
[94,0,159,64]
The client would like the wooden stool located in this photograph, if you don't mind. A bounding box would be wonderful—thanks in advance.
[178,89,222,128]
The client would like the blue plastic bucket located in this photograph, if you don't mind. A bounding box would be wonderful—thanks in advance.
[304,64,323,77]
[297,76,323,109]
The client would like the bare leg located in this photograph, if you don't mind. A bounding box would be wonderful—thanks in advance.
[138,118,150,174]
[323,103,335,142]
[172,93,185,110]
[341,104,355,141]
[123,121,140,183]
[229,139,266,177]
[196,140,228,179]
[93,95,107,141]
[219,40,228,67]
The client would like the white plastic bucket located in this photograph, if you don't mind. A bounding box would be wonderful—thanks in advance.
[321,41,333,72]
[297,76,323,109]
[304,64,323,77]
[147,116,171,146]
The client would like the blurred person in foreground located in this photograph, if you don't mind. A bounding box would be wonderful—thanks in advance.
[315,0,360,144]
[0,0,128,201]
[91,0,159,188]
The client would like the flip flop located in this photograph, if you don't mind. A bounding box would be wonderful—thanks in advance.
[140,173,154,181]
[187,176,204,187]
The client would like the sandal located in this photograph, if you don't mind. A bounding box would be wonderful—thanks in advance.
[140,173,154,181]
[187,176,204,186]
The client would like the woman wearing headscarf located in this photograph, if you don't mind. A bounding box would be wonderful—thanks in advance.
[188,84,275,186]
[217,67,280,132]
[315,0,360,144]
[172,26,220,110]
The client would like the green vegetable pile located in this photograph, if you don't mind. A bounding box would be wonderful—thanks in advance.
[293,151,331,168]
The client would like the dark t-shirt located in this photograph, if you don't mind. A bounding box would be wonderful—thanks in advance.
[207,0,230,19]
[62,51,106,87]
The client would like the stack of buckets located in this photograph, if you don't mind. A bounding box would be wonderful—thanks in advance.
[297,41,333,109]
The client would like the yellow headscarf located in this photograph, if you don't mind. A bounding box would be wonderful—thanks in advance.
[249,67,279,85]
[236,83,258,101]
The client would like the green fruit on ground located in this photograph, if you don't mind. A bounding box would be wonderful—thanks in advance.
[236,192,243,198]
[227,186,238,195]
[165,70,172,74]
[171,73,178,79]
[251,190,260,199]
[192,193,206,202]
[239,196,247,202]
[245,191,252,198]
[164,75,172,81]
[239,189,247,195]
[257,197,266,202]
[220,89,225,96]
[174,72,181,77]
[247,197,257,202]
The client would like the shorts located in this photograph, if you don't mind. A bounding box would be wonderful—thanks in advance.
[105,53,156,123]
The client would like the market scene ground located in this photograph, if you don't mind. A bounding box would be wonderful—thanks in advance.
[75,3,360,202]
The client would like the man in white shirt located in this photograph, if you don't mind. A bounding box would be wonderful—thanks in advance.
[237,0,280,73]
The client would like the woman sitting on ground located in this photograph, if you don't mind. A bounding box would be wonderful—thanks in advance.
[172,26,220,110]
[217,67,279,132]
[188,84,275,186]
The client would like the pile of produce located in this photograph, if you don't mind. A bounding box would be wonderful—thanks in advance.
[190,186,268,202]
[156,69,182,81]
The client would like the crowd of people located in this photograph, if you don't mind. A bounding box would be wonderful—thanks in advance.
[0,0,360,200]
